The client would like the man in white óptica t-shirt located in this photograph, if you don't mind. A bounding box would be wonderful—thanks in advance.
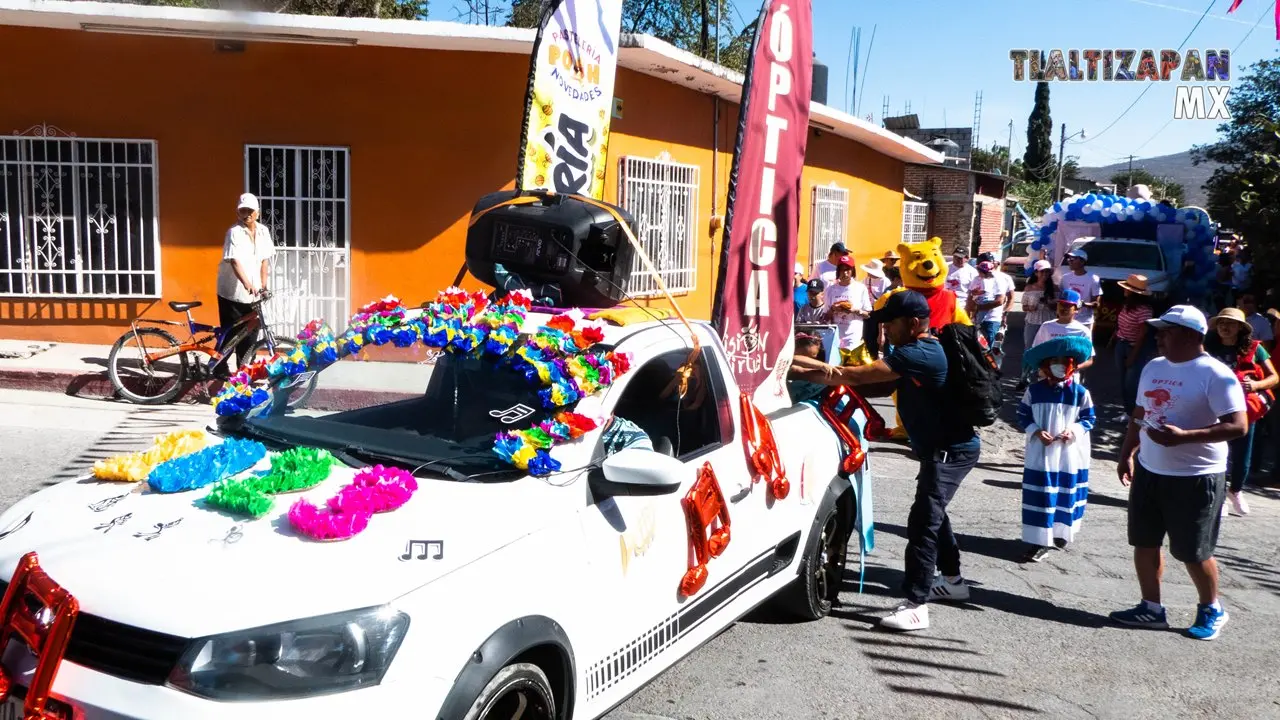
[1059,248,1102,329]
[1112,305,1247,641]
[944,246,979,308]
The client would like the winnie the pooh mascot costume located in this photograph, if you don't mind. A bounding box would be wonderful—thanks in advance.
[873,236,972,438]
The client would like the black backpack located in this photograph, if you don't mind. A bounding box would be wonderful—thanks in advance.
[937,323,1003,428]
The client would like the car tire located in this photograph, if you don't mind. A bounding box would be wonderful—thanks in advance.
[461,662,557,720]
[779,495,851,621]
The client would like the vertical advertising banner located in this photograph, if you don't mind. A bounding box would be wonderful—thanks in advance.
[711,0,814,412]
[516,0,624,199]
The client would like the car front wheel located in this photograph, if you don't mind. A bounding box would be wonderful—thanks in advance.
[780,495,851,620]
[462,662,557,720]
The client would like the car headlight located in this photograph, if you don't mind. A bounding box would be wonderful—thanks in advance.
[166,606,409,701]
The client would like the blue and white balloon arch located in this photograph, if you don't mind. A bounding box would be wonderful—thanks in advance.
[1034,194,1217,296]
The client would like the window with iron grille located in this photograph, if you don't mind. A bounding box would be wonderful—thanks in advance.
[902,201,929,244]
[810,184,848,273]
[0,125,160,297]
[246,145,350,337]
[618,153,699,296]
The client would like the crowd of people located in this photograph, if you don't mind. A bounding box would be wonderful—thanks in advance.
[788,238,1277,640]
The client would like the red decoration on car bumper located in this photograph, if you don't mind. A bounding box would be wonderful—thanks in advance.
[0,552,78,720]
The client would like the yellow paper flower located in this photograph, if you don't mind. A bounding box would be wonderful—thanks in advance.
[92,429,208,482]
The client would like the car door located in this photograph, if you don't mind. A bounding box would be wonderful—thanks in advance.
[572,338,774,713]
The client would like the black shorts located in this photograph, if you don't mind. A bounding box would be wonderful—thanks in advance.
[1127,464,1226,563]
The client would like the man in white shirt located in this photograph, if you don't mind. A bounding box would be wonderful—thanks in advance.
[814,242,851,287]
[1059,249,1103,329]
[822,256,872,365]
[1112,305,1247,641]
[965,258,1010,347]
[944,247,979,308]
[216,193,276,373]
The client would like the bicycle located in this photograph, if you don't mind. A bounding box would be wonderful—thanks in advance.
[106,290,318,407]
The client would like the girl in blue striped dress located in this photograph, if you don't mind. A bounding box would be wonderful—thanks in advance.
[1016,335,1097,563]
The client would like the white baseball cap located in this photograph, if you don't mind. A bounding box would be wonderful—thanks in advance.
[1065,248,1088,262]
[237,193,260,212]
[794,262,804,276]
[1033,259,1052,271]
[1147,305,1208,335]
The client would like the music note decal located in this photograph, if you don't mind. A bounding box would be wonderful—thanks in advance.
[209,524,244,548]
[94,513,133,534]
[399,539,444,561]
[89,494,128,513]
[489,404,536,425]
[134,518,183,542]
[0,511,32,541]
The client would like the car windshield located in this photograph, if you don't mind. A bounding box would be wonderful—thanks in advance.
[1063,242,1164,271]
[219,339,564,481]
[1009,242,1030,258]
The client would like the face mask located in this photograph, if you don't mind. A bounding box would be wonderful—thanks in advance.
[1050,363,1068,379]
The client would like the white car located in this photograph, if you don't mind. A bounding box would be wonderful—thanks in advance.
[1053,237,1171,297]
[0,312,870,720]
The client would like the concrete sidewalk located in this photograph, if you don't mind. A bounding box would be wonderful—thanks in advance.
[0,339,433,410]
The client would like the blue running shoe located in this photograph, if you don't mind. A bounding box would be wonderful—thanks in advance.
[1109,602,1169,629]
[1187,603,1229,640]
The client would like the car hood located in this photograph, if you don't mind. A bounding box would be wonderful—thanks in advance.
[0,450,562,637]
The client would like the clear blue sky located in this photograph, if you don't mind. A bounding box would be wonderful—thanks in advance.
[437,0,1279,166]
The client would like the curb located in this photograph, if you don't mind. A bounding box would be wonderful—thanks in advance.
[0,368,412,412]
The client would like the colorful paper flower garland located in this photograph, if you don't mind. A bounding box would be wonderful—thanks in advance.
[203,447,336,519]
[210,288,634,476]
[212,289,533,417]
[288,464,418,541]
[92,430,208,482]
[148,438,267,493]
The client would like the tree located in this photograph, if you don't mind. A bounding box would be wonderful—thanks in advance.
[1008,180,1056,218]
[1110,167,1186,205]
[1024,81,1055,184]
[1061,156,1081,181]
[1197,56,1280,290]
[970,142,1024,179]
[119,0,428,19]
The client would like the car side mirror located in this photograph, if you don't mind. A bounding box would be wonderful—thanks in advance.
[592,449,686,497]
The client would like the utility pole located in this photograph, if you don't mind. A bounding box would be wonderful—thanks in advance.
[1005,119,1013,176]
[1056,124,1085,201]
[1126,154,1135,189]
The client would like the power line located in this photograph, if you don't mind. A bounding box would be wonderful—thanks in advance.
[1078,0,1217,145]
[1122,2,1273,156]
[1233,0,1276,52]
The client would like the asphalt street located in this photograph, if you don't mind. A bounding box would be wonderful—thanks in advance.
[0,326,1277,719]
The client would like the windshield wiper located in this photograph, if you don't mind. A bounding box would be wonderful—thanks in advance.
[331,445,472,483]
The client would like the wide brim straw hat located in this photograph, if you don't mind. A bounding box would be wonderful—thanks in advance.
[1022,335,1093,372]
[1209,307,1250,330]
[1117,273,1152,295]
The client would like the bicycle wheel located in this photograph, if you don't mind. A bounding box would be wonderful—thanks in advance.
[246,337,318,410]
[107,327,189,404]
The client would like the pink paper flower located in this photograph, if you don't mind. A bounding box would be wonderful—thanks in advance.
[288,498,371,540]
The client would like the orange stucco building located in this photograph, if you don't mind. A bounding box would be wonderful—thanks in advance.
[0,1,941,345]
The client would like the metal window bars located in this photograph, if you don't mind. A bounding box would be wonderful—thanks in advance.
[618,153,699,297]
[0,125,161,298]
[810,184,849,273]
[245,145,351,339]
[902,201,929,244]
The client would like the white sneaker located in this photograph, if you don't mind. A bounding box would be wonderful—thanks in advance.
[1227,491,1250,516]
[929,575,971,603]
[880,602,929,631]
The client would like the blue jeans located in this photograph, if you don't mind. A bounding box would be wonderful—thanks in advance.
[1113,340,1152,415]
[1227,423,1256,493]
